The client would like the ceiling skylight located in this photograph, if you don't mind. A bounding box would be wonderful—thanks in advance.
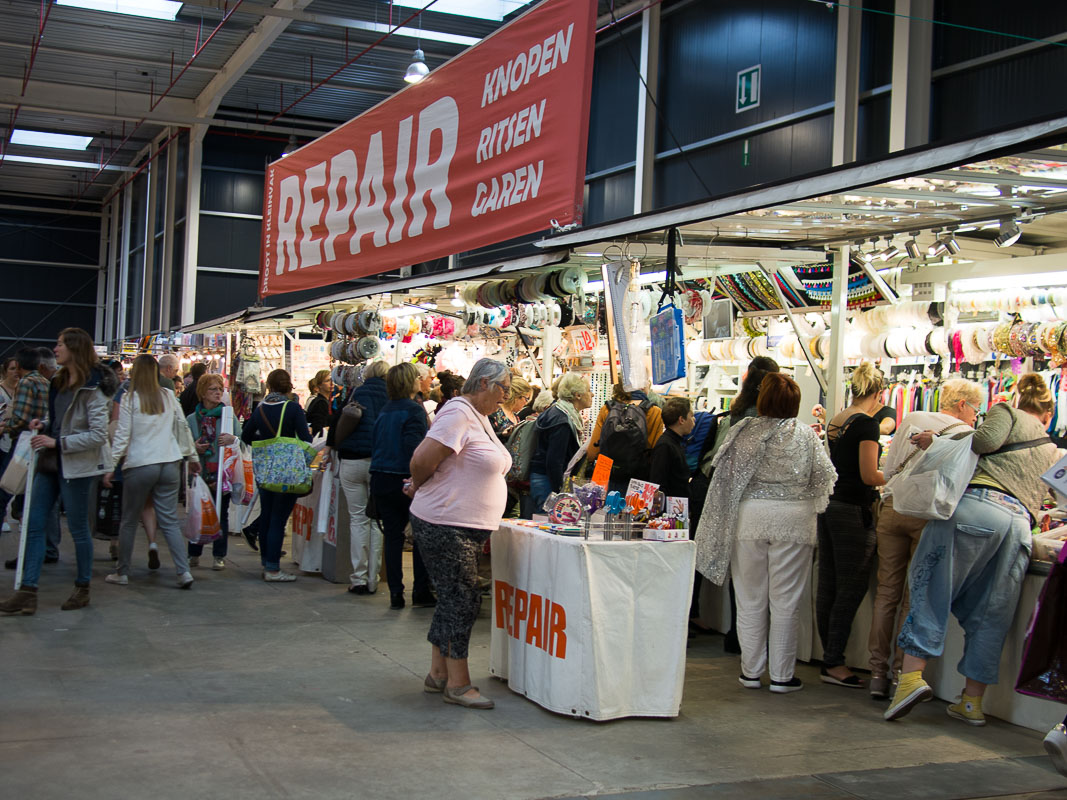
[56,0,182,21]
[393,1,527,22]
[11,129,94,150]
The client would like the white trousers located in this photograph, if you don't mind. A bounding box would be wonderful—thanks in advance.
[731,538,813,682]
[339,458,373,587]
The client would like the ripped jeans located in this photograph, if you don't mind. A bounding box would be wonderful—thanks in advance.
[897,487,1032,686]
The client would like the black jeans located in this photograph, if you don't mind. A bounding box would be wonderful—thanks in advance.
[816,499,877,668]
[371,474,430,596]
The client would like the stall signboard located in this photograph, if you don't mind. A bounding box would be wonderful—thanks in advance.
[259,0,597,297]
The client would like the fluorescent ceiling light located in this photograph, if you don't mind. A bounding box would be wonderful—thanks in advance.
[11,129,93,150]
[2,154,131,171]
[393,1,526,21]
[952,271,1067,292]
[56,0,182,20]
[634,271,667,285]
[342,20,479,46]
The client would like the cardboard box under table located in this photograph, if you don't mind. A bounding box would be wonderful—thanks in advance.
[489,520,695,720]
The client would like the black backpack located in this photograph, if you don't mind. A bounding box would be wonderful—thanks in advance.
[598,399,651,483]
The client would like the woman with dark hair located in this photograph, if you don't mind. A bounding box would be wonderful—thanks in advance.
[305,369,333,438]
[241,369,312,582]
[105,354,200,589]
[0,328,117,615]
[695,373,836,692]
[689,356,780,642]
[818,361,886,688]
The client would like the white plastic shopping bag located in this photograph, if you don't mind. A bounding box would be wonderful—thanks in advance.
[886,430,977,520]
[0,431,34,496]
[183,475,222,544]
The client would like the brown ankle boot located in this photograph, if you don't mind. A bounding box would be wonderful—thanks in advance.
[0,586,38,616]
[61,583,90,611]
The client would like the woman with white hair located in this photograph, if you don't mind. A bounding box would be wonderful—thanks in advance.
[528,372,592,512]
[406,358,513,709]
[866,377,984,700]
[324,359,389,595]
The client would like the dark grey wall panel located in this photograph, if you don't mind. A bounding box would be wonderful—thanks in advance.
[588,29,640,174]
[197,215,262,271]
[201,168,264,216]
[585,170,636,226]
[858,95,891,162]
[933,1,1067,68]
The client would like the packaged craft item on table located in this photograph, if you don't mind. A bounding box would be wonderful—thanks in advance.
[546,493,584,526]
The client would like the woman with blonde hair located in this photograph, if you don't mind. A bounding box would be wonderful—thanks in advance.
[867,377,984,699]
[0,328,117,614]
[490,374,532,441]
[105,354,199,589]
[528,372,593,512]
[886,373,1059,725]
[817,361,887,688]
[305,369,333,438]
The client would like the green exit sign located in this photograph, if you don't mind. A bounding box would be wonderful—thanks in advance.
[736,65,761,113]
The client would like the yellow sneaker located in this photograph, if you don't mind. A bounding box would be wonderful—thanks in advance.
[884,671,933,721]
[947,694,986,726]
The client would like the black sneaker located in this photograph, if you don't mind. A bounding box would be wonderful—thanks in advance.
[390,592,405,610]
[347,585,370,595]
[242,527,259,551]
[770,677,804,694]
[147,548,160,570]
[4,557,17,570]
[44,554,59,564]
[411,591,437,608]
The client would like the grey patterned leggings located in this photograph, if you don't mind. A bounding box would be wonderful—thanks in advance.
[410,515,491,660]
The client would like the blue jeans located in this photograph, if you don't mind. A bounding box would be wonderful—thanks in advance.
[258,489,297,572]
[898,487,1032,686]
[529,472,553,517]
[188,492,230,558]
[22,473,94,587]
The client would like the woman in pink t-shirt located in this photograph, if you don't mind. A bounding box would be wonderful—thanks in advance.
[407,358,513,710]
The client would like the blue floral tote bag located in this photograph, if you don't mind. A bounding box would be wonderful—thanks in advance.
[250,402,316,495]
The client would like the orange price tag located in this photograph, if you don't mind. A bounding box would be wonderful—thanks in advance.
[590,455,613,488]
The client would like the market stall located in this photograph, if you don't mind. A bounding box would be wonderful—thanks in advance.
[489,520,694,720]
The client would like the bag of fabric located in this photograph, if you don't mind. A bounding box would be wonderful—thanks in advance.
[0,431,35,495]
[183,474,221,544]
[885,429,977,520]
[598,399,651,484]
[505,417,538,482]
[250,402,316,495]
[236,348,261,394]
[332,398,365,444]
[1015,544,1067,703]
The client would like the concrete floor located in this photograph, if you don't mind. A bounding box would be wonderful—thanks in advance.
[1,530,1065,800]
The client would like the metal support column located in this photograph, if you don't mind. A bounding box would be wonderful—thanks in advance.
[117,182,133,343]
[889,0,933,151]
[94,205,109,343]
[824,246,850,416]
[181,124,207,328]
[104,195,120,347]
[141,140,159,335]
[160,128,179,331]
[832,1,862,166]
[633,4,660,214]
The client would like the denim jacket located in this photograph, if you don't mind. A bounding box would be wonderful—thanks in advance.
[370,398,427,476]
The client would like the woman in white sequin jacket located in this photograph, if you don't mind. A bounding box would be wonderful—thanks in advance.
[695,373,836,692]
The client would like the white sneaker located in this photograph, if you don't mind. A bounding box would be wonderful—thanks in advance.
[177,571,194,589]
[212,557,225,570]
[188,556,200,567]
[105,573,128,586]
[1,521,10,533]
[1046,723,1067,777]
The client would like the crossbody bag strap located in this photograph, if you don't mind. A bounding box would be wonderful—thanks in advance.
[992,435,1052,454]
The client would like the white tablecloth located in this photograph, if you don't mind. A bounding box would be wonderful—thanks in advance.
[489,522,695,721]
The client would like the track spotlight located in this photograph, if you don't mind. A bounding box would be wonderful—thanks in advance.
[877,239,901,261]
[943,234,961,255]
[927,240,947,257]
[994,218,1021,248]
[904,233,921,259]
[404,48,430,84]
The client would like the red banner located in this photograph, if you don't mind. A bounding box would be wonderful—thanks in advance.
[259,0,597,297]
